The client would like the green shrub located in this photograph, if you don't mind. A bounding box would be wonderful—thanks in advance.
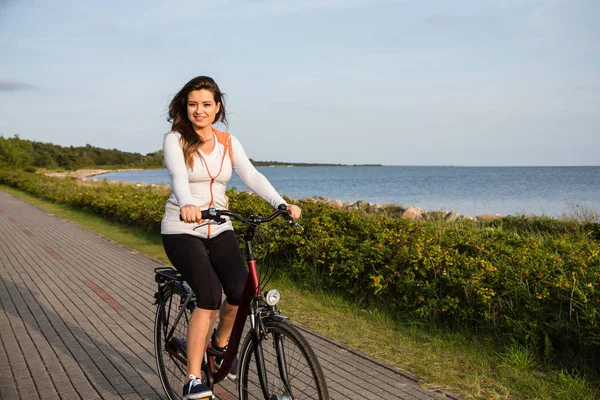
[1,169,599,359]
[0,170,169,233]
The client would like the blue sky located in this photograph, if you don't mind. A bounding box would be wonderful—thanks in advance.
[1,0,598,166]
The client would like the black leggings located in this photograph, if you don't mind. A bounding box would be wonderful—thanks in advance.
[162,230,248,310]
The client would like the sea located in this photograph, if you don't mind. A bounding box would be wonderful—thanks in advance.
[94,166,600,218]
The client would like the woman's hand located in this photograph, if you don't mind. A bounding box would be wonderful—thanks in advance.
[287,204,301,220]
[180,204,204,223]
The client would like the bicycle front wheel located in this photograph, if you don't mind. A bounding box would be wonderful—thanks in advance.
[238,319,329,400]
[155,284,192,400]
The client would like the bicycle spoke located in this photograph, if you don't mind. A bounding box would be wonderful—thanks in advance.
[239,320,328,399]
[155,286,192,400]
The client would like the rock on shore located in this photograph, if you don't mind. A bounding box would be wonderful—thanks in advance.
[302,197,498,221]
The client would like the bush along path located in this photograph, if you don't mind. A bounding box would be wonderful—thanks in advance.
[1,169,600,377]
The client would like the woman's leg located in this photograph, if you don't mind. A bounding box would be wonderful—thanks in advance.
[214,300,237,347]
[206,230,248,348]
[187,308,219,378]
[162,234,223,380]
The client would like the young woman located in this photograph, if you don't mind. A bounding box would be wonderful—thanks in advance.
[160,76,301,400]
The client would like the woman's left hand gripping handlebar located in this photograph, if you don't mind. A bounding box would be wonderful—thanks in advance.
[286,204,302,220]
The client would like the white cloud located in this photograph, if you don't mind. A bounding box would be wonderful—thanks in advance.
[0,79,34,91]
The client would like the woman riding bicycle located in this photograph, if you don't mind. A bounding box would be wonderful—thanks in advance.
[160,76,301,400]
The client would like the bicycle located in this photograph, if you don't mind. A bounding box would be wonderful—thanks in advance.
[153,205,330,400]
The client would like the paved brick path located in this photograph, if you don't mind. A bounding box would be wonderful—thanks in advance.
[0,190,462,400]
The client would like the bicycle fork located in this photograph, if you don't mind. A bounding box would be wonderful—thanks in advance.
[250,308,294,400]
[273,332,293,397]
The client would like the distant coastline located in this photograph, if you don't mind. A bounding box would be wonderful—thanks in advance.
[250,159,382,167]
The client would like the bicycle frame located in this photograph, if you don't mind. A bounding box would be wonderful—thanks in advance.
[155,211,292,399]
[209,221,274,398]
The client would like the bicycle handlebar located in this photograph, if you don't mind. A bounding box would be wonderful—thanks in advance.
[180,204,302,229]
[205,204,294,224]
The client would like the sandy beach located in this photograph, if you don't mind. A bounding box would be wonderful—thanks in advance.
[45,168,142,179]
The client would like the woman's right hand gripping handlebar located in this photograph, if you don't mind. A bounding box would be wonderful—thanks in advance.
[179,204,205,223]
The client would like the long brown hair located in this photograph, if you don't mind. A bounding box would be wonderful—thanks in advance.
[167,76,228,167]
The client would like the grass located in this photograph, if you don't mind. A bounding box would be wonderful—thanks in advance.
[273,274,599,400]
[562,201,600,224]
[498,342,537,369]
[2,184,598,400]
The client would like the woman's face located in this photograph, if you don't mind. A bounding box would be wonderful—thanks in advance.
[187,89,221,131]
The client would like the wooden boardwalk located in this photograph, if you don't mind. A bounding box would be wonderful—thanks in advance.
[0,190,462,400]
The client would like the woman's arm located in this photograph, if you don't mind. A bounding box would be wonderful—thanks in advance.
[163,132,197,208]
[164,133,204,222]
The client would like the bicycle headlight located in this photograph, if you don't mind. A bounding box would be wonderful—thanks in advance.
[265,289,281,306]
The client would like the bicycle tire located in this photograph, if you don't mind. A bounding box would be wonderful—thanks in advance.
[238,319,329,400]
[155,284,194,400]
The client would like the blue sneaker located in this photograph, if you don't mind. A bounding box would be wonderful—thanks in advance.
[182,374,212,399]
[227,355,238,381]
[215,354,238,381]
[212,332,238,380]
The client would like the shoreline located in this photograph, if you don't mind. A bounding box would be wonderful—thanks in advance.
[45,168,145,179]
[60,169,504,222]
[44,168,596,222]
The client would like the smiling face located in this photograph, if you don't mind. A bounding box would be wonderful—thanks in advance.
[187,89,221,131]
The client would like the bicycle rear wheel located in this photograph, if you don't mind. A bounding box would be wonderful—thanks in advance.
[238,319,329,400]
[155,284,193,400]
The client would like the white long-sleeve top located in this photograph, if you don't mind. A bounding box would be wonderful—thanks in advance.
[160,130,287,238]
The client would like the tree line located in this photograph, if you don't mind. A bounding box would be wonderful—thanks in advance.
[0,135,164,170]
[0,135,377,170]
